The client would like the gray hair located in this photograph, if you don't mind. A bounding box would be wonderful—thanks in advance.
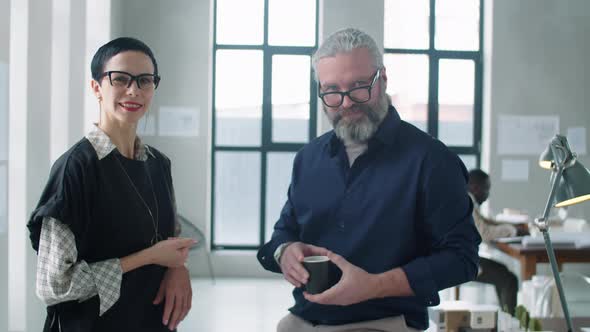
[312,28,383,81]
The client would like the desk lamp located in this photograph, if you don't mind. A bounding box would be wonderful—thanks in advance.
[535,134,590,332]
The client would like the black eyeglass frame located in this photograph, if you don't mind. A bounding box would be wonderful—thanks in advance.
[318,68,382,108]
[99,70,161,90]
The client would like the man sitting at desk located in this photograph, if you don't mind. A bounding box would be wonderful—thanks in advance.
[468,169,528,315]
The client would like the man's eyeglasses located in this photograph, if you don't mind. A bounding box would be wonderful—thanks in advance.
[100,71,161,90]
[318,68,381,108]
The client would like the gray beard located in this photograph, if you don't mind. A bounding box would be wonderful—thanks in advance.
[329,91,389,144]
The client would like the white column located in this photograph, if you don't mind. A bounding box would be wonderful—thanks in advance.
[9,0,110,330]
[84,0,112,133]
[50,0,72,163]
[8,0,52,330]
[50,0,88,161]
[0,0,10,330]
[68,0,87,145]
[8,0,30,329]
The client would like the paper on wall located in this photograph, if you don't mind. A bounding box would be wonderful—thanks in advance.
[501,159,529,182]
[497,115,559,155]
[566,127,586,156]
[158,106,200,137]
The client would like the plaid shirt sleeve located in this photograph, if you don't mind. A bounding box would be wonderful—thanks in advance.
[36,217,123,315]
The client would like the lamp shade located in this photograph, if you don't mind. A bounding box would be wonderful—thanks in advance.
[539,145,554,169]
[554,160,590,208]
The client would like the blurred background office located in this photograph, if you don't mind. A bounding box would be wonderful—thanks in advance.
[1,0,589,331]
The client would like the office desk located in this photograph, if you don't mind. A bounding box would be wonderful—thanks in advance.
[492,241,590,280]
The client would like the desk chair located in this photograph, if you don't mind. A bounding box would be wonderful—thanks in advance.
[178,214,215,284]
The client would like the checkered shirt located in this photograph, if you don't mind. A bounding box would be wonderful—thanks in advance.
[86,124,154,161]
[36,218,121,315]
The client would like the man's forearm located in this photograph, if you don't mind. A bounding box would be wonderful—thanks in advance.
[374,267,415,298]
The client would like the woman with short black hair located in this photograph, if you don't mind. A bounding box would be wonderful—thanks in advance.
[28,37,194,332]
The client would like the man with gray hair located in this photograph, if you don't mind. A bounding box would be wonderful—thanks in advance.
[257,28,481,332]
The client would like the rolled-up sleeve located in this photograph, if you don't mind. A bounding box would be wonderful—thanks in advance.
[402,152,481,306]
[36,217,122,315]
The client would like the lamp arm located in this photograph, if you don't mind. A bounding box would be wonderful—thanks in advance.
[534,139,574,332]
[536,164,563,231]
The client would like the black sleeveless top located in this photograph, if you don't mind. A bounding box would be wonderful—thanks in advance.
[27,138,176,332]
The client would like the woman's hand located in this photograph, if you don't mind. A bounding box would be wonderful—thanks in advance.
[148,238,195,268]
[153,266,192,330]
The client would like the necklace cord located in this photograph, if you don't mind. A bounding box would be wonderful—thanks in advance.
[114,154,162,245]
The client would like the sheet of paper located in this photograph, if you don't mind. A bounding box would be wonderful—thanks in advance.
[0,62,8,161]
[158,106,200,137]
[501,159,529,182]
[566,126,587,156]
[0,165,6,234]
[497,115,559,155]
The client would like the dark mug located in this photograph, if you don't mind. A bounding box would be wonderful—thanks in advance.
[302,256,338,294]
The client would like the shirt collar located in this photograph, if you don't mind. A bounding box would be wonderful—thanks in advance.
[85,124,154,161]
[328,105,402,157]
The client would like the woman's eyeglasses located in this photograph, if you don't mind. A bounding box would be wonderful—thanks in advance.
[100,71,161,90]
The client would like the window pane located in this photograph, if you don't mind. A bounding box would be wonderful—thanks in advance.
[272,55,310,143]
[384,0,429,49]
[458,154,477,171]
[384,54,428,132]
[268,0,315,46]
[216,0,264,45]
[215,50,263,146]
[214,152,261,246]
[438,59,474,146]
[265,152,296,242]
[435,0,480,51]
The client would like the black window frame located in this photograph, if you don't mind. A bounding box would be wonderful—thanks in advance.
[211,0,320,250]
[384,0,484,167]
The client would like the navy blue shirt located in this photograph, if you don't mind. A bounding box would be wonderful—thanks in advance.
[257,106,481,330]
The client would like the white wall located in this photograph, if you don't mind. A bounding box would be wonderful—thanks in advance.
[321,0,384,46]
[484,0,590,221]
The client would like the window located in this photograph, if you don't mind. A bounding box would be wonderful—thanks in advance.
[384,0,483,169]
[212,0,318,249]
